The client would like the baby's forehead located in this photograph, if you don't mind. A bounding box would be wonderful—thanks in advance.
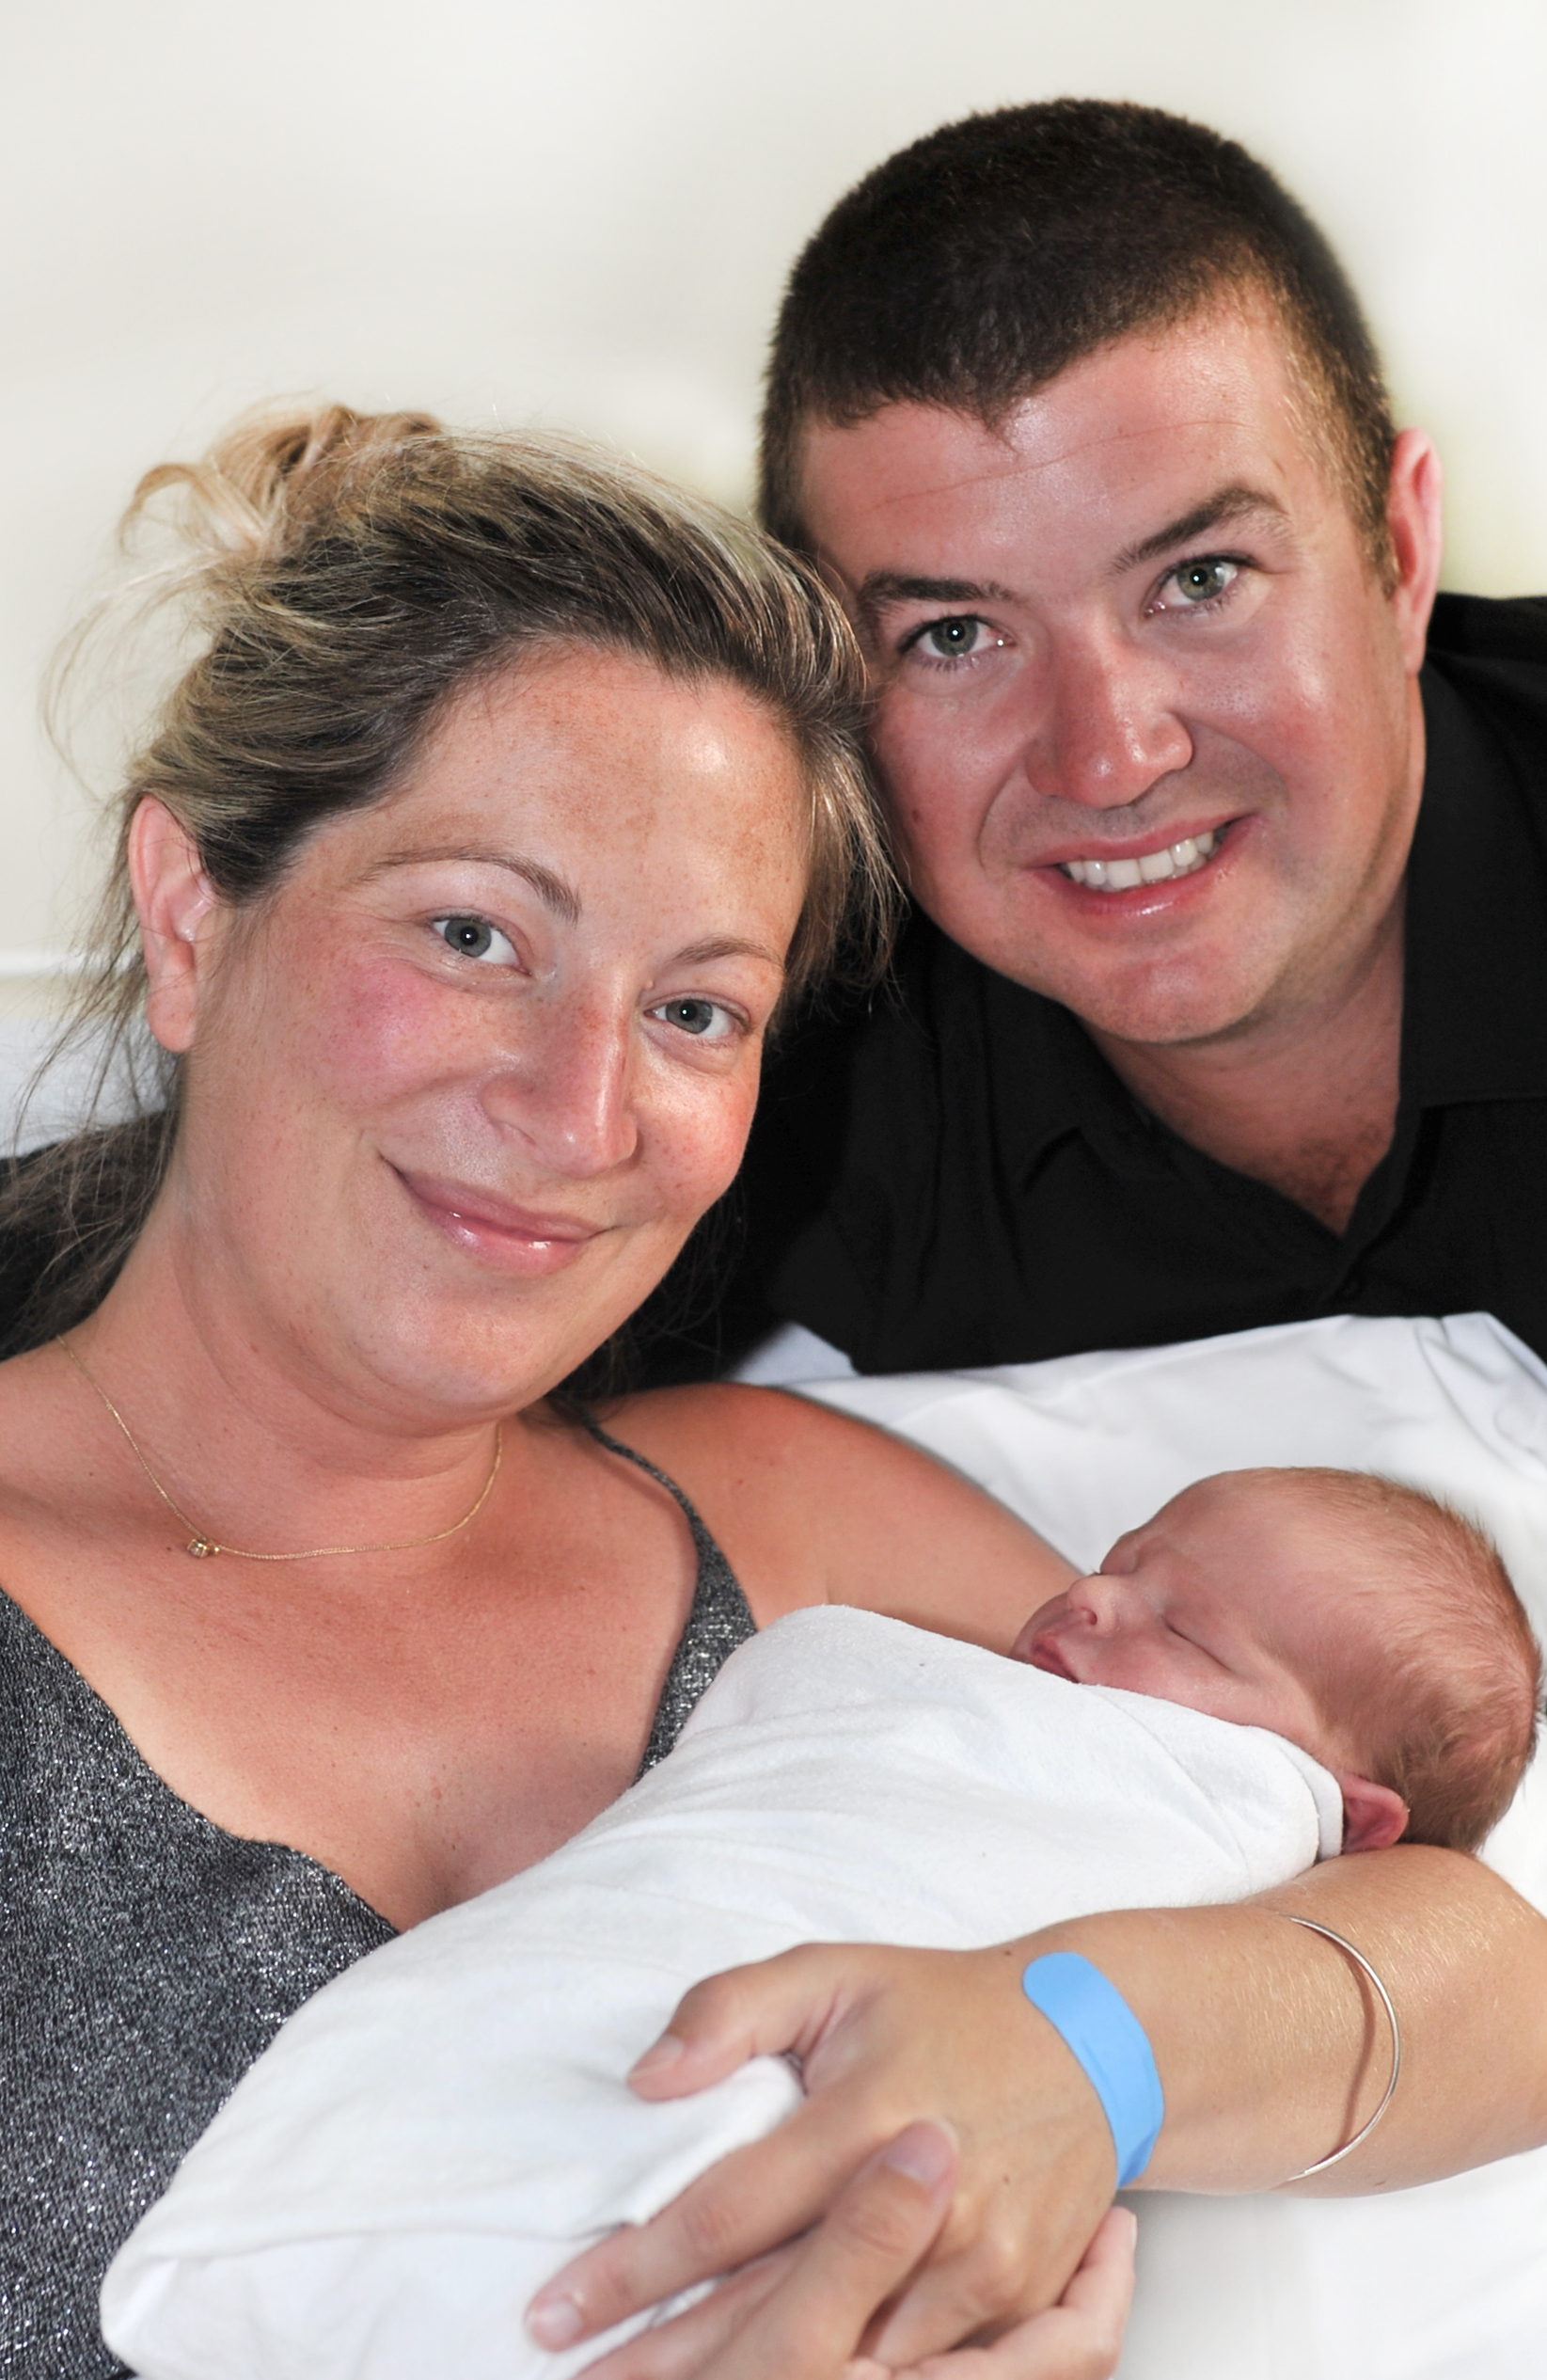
[1179,1467,1372,1533]
[1163,1468,1337,1538]
[1166,1471,1389,1603]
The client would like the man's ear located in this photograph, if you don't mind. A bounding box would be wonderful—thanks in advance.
[1384,427,1444,674]
[127,796,221,1055]
[1334,1770,1410,1854]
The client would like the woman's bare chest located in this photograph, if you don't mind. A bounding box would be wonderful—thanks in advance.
[0,1456,702,1926]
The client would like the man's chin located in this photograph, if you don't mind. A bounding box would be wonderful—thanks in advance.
[996,955,1277,1050]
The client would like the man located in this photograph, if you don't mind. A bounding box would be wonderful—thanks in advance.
[665,98,1547,1379]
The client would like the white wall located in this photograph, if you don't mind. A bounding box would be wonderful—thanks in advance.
[4,0,1545,974]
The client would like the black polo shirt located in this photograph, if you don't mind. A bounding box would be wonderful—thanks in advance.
[702,592,1547,1377]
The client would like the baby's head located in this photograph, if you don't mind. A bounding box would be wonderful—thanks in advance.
[1013,1468,1543,1854]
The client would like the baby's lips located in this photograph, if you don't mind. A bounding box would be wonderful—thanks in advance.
[1012,1624,1080,1682]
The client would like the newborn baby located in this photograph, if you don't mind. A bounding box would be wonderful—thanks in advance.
[103,1467,1541,2380]
[1013,1465,1540,1855]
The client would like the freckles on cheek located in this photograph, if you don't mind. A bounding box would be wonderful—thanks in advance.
[315,957,460,1102]
[655,1081,762,1215]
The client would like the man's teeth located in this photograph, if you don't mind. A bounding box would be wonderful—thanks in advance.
[1059,829,1220,891]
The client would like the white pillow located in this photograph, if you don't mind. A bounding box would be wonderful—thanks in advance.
[793,1310,1547,2380]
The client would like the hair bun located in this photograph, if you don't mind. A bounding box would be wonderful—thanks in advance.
[124,402,445,571]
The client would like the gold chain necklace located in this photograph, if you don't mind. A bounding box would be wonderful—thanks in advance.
[59,1337,502,1562]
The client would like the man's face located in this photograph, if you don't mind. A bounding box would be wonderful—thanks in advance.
[796,307,1435,1049]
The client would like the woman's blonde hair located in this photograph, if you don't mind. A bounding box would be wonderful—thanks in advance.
[4,404,895,1352]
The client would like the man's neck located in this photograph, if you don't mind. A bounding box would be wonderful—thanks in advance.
[1084,899,1407,1238]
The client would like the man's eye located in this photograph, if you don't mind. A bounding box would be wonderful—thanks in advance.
[910,615,1002,663]
[433,914,518,965]
[1165,557,1240,606]
[650,997,736,1041]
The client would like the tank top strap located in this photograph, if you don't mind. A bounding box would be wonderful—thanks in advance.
[583,1417,757,1775]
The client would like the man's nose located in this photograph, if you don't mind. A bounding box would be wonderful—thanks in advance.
[481,995,639,1180]
[1025,628,1193,809]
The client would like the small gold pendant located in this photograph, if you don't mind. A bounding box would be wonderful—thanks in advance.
[186,1538,215,1558]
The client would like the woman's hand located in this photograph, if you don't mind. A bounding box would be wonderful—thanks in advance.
[529,1848,1547,2376]
[527,1940,1119,2374]
[535,2128,1133,2380]
[848,2209,1137,2380]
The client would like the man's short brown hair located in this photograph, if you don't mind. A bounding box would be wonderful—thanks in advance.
[760,99,1398,582]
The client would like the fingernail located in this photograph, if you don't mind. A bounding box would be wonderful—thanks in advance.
[880,2121,957,2191]
[629,2030,687,2081]
[526,2293,585,2349]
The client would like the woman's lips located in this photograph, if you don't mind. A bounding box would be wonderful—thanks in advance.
[396,1171,607,1277]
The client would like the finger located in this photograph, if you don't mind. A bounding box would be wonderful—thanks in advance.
[861,2084,1114,2366]
[570,2250,797,2380]
[531,2086,903,2345]
[683,2122,958,2380]
[1050,2208,1137,2331]
[876,2209,1139,2380]
[860,2195,1108,2368]
[627,1947,855,2102]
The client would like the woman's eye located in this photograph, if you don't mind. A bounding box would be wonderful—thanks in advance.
[432,914,518,966]
[649,997,737,1042]
[1159,556,1241,609]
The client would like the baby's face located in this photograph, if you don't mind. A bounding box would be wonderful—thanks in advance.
[1010,1472,1355,1766]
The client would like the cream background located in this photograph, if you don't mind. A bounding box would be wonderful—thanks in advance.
[3,0,1545,998]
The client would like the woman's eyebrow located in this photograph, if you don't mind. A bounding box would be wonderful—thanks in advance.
[1112,484,1289,576]
[672,935,786,971]
[370,846,582,926]
[365,855,781,970]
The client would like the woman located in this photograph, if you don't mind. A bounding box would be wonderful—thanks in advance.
[3,405,1542,2380]
[2,404,1129,2378]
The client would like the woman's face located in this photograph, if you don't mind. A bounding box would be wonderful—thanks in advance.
[144,644,811,1420]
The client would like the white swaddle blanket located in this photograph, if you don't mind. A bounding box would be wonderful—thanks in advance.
[103,1606,1341,2380]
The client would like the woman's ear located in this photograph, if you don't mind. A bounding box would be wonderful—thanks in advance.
[127,796,221,1055]
[1334,1771,1410,1854]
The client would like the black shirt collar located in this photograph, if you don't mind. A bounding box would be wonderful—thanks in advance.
[1404,654,1547,1104]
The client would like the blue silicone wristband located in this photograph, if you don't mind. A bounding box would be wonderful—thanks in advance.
[1021,1951,1164,2187]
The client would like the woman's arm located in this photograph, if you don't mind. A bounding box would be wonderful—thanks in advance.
[529,1847,1547,2374]
[1069,1844,1547,2195]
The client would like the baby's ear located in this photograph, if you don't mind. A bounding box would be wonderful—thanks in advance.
[1334,1772,1410,1854]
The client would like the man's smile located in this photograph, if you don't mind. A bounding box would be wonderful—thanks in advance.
[1057,826,1222,891]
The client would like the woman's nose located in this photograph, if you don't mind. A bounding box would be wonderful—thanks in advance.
[481,996,639,1180]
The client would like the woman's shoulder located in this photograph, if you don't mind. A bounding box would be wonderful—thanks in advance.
[601,1380,923,1527]
[598,1384,1074,1645]
[593,1383,852,1625]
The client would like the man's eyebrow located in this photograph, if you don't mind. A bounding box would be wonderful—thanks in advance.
[1113,484,1290,575]
[370,845,582,926]
[855,570,1020,627]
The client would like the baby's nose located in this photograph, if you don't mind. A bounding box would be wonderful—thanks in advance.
[1069,1574,1122,1628]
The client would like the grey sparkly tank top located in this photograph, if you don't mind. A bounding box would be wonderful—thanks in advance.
[0,1423,753,2377]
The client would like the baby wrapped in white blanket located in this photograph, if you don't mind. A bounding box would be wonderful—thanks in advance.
[103,1605,1342,2380]
[103,1452,1539,2380]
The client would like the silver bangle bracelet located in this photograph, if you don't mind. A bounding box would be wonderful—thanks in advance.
[1281,1914,1402,2182]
